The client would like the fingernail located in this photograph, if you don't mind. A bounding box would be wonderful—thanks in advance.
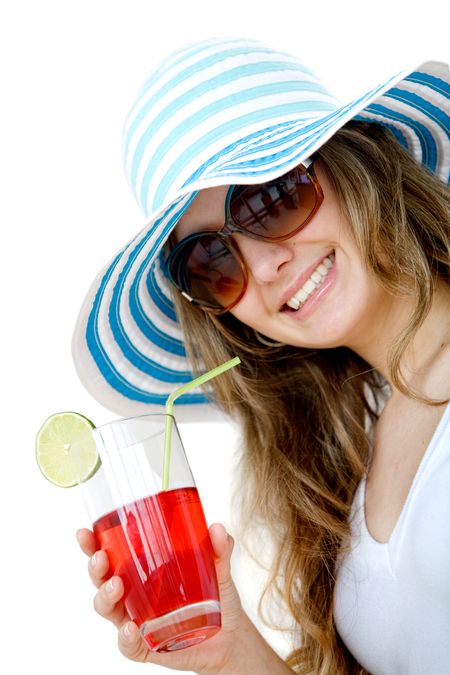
[106,577,115,593]
[123,622,132,639]
[91,552,98,568]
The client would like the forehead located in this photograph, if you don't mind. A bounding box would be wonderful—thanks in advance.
[174,185,230,241]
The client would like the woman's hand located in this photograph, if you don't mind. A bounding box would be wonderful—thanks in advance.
[77,523,290,675]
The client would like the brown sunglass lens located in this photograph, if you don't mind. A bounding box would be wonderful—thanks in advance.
[229,168,317,239]
[184,235,245,308]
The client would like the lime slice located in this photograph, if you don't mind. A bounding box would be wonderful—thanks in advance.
[36,412,100,488]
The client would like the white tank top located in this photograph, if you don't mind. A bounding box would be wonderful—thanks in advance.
[334,402,450,674]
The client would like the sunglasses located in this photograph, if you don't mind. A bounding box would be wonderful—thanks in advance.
[166,159,324,313]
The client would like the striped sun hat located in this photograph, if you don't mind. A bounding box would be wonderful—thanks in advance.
[72,37,450,421]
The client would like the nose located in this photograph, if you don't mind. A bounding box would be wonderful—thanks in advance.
[232,233,293,284]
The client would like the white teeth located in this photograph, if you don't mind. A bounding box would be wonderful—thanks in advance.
[286,297,300,310]
[303,279,316,294]
[285,253,334,310]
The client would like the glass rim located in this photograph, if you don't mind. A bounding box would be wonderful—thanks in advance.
[93,412,176,433]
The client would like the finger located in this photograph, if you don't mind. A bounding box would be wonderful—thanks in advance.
[76,528,96,557]
[88,549,110,588]
[118,622,150,663]
[93,576,128,628]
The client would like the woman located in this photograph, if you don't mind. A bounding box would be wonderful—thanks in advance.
[74,39,450,674]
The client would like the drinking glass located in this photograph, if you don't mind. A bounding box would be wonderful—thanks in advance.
[78,414,221,652]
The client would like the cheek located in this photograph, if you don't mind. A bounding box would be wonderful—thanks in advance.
[229,293,262,330]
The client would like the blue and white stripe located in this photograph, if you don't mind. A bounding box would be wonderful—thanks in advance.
[71,38,450,420]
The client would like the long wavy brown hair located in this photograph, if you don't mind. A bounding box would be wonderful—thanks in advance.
[170,122,450,673]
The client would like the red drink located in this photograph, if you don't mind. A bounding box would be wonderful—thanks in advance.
[93,487,221,651]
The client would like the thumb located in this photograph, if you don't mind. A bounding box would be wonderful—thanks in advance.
[209,523,242,630]
[209,522,234,558]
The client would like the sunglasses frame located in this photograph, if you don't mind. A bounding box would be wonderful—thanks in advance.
[166,158,324,314]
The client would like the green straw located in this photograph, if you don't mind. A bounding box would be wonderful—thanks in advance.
[162,356,241,490]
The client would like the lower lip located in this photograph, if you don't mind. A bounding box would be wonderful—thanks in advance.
[281,255,337,321]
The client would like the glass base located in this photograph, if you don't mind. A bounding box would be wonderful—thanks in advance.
[140,600,221,652]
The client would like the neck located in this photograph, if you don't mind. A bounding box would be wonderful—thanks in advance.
[350,280,450,397]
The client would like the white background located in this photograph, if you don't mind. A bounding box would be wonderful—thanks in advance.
[1,1,447,673]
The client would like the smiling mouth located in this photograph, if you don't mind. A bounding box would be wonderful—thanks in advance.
[282,252,335,312]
